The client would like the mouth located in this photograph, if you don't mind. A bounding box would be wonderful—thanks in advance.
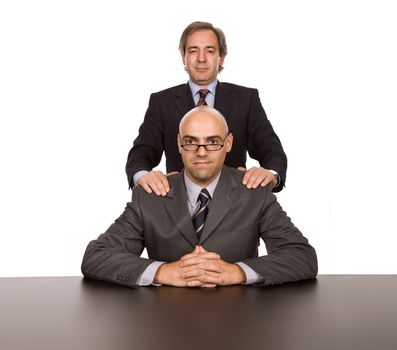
[193,161,212,167]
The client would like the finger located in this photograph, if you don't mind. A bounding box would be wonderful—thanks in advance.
[187,274,222,286]
[242,169,253,185]
[197,273,223,285]
[197,245,207,253]
[237,167,247,172]
[138,180,153,194]
[145,174,168,196]
[182,252,220,262]
[180,254,221,267]
[182,268,207,279]
[180,253,198,261]
[246,171,261,189]
[149,173,169,196]
[166,171,179,176]
[182,263,223,277]
[157,174,170,194]
[180,250,200,260]
[145,179,163,196]
[197,252,221,260]
[186,280,204,287]
[243,167,261,186]
[250,172,268,189]
[181,247,217,261]
[260,176,272,187]
[180,256,207,267]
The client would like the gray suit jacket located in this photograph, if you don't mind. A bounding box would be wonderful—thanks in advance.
[82,167,317,288]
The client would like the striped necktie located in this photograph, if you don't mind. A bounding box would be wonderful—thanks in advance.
[192,188,211,237]
[196,89,209,106]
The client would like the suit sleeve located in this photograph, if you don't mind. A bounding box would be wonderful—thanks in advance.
[246,89,287,192]
[81,188,155,288]
[242,189,318,286]
[125,93,164,187]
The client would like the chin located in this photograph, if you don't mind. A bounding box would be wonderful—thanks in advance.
[190,170,213,184]
[195,75,209,83]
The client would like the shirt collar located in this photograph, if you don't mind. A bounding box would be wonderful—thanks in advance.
[188,79,218,98]
[184,170,221,207]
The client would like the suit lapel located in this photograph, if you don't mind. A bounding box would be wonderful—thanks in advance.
[176,83,195,116]
[165,173,198,247]
[214,82,235,122]
[199,167,238,244]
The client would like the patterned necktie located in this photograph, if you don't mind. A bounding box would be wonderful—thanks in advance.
[192,188,211,237]
[196,89,209,106]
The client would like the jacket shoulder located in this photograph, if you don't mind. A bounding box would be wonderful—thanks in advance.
[219,82,258,94]
[151,84,187,97]
[223,166,273,194]
[223,166,245,184]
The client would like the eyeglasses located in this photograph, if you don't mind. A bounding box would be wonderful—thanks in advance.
[180,136,228,152]
[181,143,225,152]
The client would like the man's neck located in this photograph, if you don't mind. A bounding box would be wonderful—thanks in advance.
[183,170,222,208]
[188,79,218,91]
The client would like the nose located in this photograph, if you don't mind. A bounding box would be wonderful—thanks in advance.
[196,145,209,156]
[197,50,206,62]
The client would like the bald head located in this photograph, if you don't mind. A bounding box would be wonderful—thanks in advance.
[179,106,229,136]
[177,106,233,187]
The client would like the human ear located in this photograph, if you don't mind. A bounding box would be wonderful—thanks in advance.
[225,133,233,152]
[177,134,182,154]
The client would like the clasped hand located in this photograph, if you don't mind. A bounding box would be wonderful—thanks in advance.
[153,246,246,288]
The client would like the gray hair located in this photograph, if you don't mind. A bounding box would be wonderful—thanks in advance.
[178,21,227,72]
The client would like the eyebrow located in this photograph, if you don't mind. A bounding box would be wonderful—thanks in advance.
[181,135,223,141]
[187,45,217,50]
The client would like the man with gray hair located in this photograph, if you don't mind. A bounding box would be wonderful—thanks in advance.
[126,21,287,196]
[83,106,316,288]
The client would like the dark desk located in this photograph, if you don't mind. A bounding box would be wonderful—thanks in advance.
[1,276,396,350]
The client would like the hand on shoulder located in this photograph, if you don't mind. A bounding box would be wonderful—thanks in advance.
[137,171,179,196]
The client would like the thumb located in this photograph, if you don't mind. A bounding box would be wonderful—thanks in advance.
[237,167,247,172]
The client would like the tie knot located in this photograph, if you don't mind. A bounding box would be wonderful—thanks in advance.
[199,89,209,98]
[198,188,211,205]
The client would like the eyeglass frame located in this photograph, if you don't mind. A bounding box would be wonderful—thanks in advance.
[179,135,229,152]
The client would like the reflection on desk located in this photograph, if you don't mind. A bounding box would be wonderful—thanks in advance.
[1,276,397,350]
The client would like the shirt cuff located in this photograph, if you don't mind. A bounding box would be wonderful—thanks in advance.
[268,169,280,187]
[136,261,165,286]
[133,170,149,186]
[236,262,264,285]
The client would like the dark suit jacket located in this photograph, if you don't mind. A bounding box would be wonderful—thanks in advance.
[126,82,287,192]
[82,167,317,288]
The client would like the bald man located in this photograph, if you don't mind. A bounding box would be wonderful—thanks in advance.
[82,106,317,288]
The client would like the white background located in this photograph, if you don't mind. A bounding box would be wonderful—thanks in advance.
[1,0,396,277]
